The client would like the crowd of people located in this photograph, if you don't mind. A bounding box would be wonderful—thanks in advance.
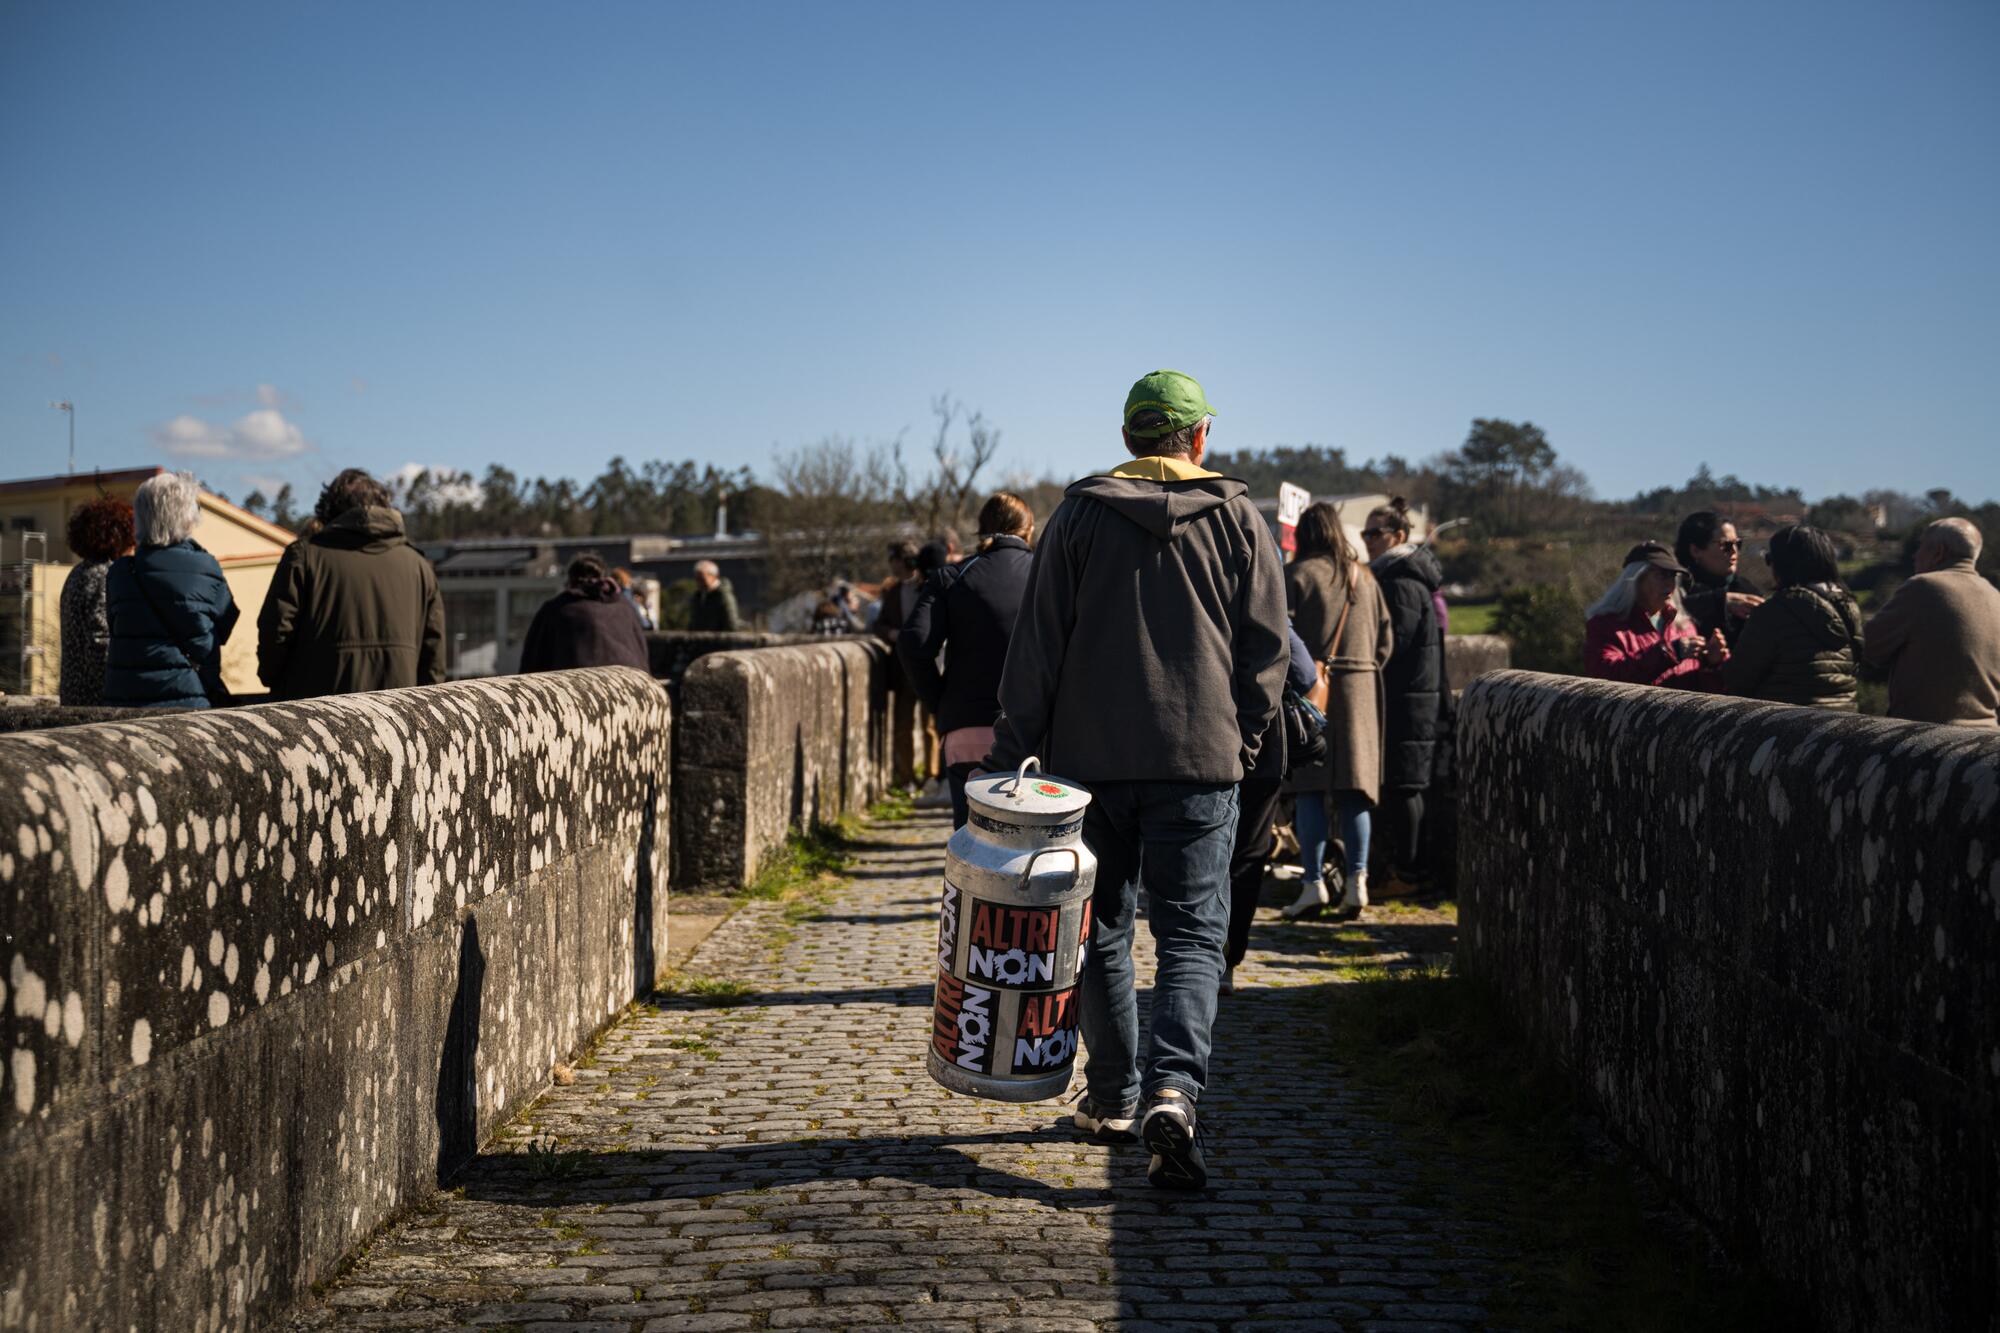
[54,467,705,707]
[1582,509,2000,726]
[57,468,447,709]
[912,368,2000,1195]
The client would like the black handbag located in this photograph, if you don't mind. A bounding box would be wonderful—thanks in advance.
[1282,688,1327,776]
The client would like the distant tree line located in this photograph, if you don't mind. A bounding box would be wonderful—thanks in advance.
[233,411,1993,613]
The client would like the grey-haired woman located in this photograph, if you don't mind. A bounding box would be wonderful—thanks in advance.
[104,472,238,708]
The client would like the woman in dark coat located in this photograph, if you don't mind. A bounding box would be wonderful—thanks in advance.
[1361,498,1444,889]
[518,554,651,674]
[1724,524,1864,710]
[104,472,238,709]
[59,496,136,705]
[1282,502,1391,920]
[1676,510,1763,646]
[897,493,1035,828]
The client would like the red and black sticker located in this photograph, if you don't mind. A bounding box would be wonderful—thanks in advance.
[1009,984,1080,1073]
[932,969,996,1074]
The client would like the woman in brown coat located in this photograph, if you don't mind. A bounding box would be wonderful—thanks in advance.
[1282,502,1391,920]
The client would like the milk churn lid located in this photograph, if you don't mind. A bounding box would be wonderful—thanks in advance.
[964,757,1092,828]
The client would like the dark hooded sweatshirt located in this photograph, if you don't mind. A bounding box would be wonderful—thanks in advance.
[985,457,1289,784]
[257,505,446,699]
[518,579,651,674]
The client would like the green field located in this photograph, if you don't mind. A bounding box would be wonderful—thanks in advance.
[1448,601,1499,636]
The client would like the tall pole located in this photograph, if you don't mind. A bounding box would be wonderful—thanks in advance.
[50,400,74,473]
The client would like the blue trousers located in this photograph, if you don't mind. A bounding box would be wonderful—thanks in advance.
[1077,780,1239,1108]
[1294,789,1371,884]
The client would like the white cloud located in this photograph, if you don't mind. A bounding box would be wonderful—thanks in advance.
[389,462,483,507]
[154,406,311,461]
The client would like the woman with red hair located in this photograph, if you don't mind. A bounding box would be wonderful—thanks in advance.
[59,495,137,704]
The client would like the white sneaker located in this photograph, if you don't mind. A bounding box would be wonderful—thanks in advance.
[1333,870,1369,920]
[1281,878,1329,920]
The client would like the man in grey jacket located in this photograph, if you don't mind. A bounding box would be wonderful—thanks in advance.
[985,369,1289,1189]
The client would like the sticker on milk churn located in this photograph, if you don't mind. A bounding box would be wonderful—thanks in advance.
[931,878,1089,1076]
[926,758,1098,1101]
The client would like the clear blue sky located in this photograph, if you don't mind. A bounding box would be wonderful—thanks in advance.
[4,1,1995,507]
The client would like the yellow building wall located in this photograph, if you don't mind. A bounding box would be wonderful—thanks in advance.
[219,561,279,695]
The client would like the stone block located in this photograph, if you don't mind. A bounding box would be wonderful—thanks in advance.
[673,641,893,889]
[1442,633,1510,694]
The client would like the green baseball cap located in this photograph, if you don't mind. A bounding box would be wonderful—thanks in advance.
[1123,369,1216,439]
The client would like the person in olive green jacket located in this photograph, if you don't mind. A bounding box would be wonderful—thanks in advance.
[1723,524,1863,710]
[258,469,446,699]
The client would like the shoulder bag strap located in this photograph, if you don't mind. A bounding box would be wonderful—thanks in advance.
[1305,579,1356,712]
[1325,579,1356,664]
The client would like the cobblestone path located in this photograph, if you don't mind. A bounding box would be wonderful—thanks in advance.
[292,811,1496,1331]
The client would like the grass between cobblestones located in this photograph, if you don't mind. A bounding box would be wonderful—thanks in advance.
[1320,958,1811,1332]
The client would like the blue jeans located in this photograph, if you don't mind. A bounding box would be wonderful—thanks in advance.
[1295,789,1370,883]
[1078,780,1239,1108]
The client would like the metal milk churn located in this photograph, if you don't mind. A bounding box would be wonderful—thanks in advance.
[927,757,1097,1102]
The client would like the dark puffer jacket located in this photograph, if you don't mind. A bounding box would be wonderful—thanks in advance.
[1371,543,1444,789]
[257,506,445,699]
[1723,582,1864,710]
[104,541,240,708]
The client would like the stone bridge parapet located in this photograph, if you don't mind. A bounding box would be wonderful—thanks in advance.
[673,638,893,890]
[0,667,670,1332]
[1458,670,1998,1332]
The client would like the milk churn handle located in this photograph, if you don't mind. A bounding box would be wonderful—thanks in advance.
[996,755,1041,797]
[1018,846,1081,895]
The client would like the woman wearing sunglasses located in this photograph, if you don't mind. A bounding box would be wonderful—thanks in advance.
[1675,510,1763,646]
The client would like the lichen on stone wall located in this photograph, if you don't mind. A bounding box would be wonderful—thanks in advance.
[0,666,671,1331]
[1457,671,1999,1332]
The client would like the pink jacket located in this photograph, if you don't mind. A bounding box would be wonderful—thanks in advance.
[1584,607,1720,690]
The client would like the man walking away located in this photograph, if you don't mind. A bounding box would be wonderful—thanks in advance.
[689,560,742,631]
[258,468,444,698]
[985,369,1288,1190]
[1863,517,2000,727]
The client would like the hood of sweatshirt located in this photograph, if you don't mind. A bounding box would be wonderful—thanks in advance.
[1773,582,1863,648]
[1371,541,1444,592]
[1066,458,1246,541]
[319,505,410,553]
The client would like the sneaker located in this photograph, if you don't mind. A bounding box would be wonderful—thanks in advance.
[1141,1092,1207,1190]
[1071,1090,1138,1142]
[1280,878,1328,920]
[1219,964,1236,996]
